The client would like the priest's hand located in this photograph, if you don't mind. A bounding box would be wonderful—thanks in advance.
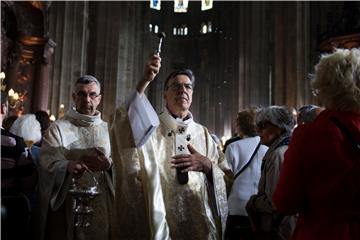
[68,161,88,178]
[171,144,212,174]
[80,148,112,172]
[136,54,161,95]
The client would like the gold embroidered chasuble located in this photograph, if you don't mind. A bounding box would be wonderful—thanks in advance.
[110,92,232,239]
[37,107,114,240]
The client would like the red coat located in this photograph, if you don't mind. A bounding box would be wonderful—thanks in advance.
[273,109,360,240]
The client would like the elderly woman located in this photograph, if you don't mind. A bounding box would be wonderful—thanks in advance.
[10,114,43,165]
[245,105,296,240]
[273,48,360,240]
[9,114,41,206]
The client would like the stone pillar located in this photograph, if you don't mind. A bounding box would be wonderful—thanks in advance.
[2,1,51,116]
[48,1,89,117]
[88,2,147,121]
[272,2,313,108]
[6,35,48,116]
[32,38,56,112]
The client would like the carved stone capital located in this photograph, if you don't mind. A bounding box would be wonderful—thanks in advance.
[29,1,51,11]
[17,35,48,64]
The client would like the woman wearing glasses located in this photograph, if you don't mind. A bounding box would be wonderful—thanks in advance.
[246,105,296,240]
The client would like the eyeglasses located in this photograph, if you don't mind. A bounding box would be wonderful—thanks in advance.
[256,121,271,130]
[166,82,193,91]
[76,91,101,99]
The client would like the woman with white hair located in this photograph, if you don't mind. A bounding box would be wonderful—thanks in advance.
[273,48,360,240]
[10,114,42,165]
[10,114,42,147]
[246,105,296,240]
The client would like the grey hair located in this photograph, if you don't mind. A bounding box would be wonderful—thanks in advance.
[163,69,195,90]
[297,104,319,124]
[256,105,294,134]
[75,75,101,92]
[311,48,360,112]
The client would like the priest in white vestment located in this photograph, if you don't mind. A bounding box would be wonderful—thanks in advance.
[110,54,233,239]
[37,75,114,240]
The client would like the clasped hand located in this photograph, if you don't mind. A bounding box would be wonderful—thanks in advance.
[171,144,212,174]
[67,148,112,178]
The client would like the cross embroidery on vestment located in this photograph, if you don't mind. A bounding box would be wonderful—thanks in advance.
[178,145,185,151]
[178,127,185,134]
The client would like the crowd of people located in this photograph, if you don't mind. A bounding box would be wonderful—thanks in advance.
[1,48,359,240]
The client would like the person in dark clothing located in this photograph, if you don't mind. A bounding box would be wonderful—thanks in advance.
[223,111,246,153]
[2,115,18,130]
[1,91,37,240]
[34,110,50,145]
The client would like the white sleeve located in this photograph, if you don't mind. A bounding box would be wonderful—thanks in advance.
[125,90,160,147]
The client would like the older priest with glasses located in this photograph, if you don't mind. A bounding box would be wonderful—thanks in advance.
[110,54,233,239]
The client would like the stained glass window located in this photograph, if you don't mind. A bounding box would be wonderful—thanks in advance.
[201,0,213,11]
[174,0,189,13]
[150,0,161,10]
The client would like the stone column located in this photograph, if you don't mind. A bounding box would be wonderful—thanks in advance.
[48,1,89,117]
[32,38,56,112]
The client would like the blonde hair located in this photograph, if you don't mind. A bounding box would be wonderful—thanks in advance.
[311,48,360,112]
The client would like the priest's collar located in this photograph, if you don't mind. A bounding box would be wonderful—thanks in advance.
[160,107,194,134]
[66,107,103,127]
[169,112,192,122]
